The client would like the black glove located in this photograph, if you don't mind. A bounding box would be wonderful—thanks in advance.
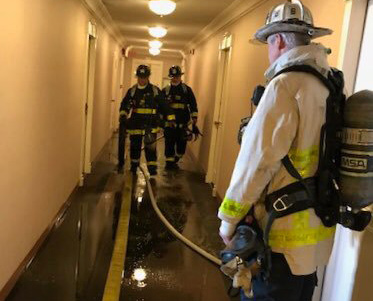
[192,124,203,141]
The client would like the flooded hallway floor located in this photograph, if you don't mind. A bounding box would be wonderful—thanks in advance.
[7,135,237,301]
[121,161,231,301]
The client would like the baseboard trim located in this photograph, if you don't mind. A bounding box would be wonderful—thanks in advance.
[0,185,77,301]
[0,136,115,301]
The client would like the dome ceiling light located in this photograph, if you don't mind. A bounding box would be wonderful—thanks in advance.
[149,48,161,56]
[148,40,163,49]
[148,26,168,38]
[148,0,176,16]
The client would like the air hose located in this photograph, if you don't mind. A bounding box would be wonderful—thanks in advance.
[139,166,222,266]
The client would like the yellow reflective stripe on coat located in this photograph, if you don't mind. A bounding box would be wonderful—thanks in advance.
[127,128,160,135]
[269,210,335,249]
[288,145,319,178]
[165,122,185,128]
[119,110,128,117]
[171,103,186,109]
[167,115,176,121]
[133,108,157,114]
[191,112,198,118]
[219,198,251,219]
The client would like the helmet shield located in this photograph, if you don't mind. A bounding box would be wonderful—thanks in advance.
[136,65,151,78]
[169,65,184,78]
[254,0,332,43]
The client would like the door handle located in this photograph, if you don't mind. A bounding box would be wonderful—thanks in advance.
[214,121,222,126]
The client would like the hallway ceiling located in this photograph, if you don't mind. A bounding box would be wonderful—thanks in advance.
[103,0,236,56]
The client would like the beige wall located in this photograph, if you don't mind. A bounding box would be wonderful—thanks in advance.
[185,0,346,199]
[0,0,123,291]
[91,28,121,159]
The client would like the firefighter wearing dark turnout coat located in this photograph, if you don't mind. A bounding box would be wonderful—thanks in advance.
[118,65,175,175]
[162,66,198,169]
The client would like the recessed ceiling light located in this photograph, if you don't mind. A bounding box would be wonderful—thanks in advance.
[149,48,161,56]
[148,26,168,38]
[148,40,163,49]
[148,0,176,16]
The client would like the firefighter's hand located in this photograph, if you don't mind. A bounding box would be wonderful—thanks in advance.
[192,117,198,125]
[219,221,236,245]
[219,232,233,246]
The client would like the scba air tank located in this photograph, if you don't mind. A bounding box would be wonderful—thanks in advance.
[340,90,373,209]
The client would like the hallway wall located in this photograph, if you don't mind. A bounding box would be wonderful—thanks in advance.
[184,0,346,199]
[0,0,123,291]
[91,29,121,159]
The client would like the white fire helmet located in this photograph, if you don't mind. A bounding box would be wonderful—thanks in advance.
[254,0,332,43]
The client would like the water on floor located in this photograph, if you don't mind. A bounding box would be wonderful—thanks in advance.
[6,135,238,301]
[120,146,235,301]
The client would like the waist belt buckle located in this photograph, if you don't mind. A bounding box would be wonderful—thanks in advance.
[273,195,292,212]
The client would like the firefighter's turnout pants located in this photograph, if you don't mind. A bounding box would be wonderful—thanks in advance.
[165,124,187,163]
[129,132,158,172]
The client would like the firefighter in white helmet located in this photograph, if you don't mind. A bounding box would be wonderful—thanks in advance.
[218,1,336,300]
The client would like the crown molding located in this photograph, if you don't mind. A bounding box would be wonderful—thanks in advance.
[126,45,184,59]
[80,0,126,46]
[185,0,268,51]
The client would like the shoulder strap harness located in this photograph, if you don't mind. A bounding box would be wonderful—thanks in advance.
[262,65,343,275]
[164,83,188,96]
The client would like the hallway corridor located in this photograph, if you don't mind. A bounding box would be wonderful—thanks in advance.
[1,0,373,300]
[6,136,235,301]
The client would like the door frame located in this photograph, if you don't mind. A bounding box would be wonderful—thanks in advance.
[79,21,97,186]
[110,50,120,132]
[116,55,126,130]
[206,34,233,196]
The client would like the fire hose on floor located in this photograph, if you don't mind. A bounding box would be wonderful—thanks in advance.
[139,166,222,266]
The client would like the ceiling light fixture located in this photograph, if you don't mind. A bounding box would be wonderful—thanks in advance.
[148,0,176,16]
[149,48,161,56]
[148,40,163,49]
[148,26,168,38]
